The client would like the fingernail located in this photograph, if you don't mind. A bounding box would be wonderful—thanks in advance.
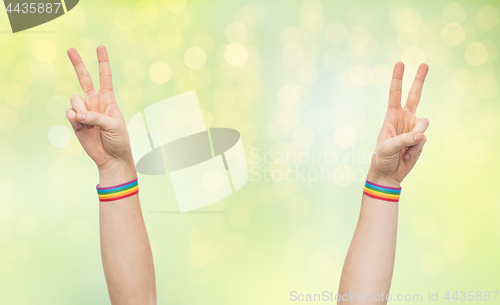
[404,153,411,160]
[414,133,422,141]
[76,113,86,121]
[77,123,84,128]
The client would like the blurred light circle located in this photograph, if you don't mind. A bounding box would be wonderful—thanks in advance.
[324,23,348,46]
[371,65,392,87]
[281,46,304,66]
[187,246,210,268]
[33,39,56,63]
[476,5,500,29]
[225,21,247,43]
[48,125,72,148]
[222,231,244,254]
[308,251,331,273]
[279,84,301,106]
[301,8,325,32]
[184,47,206,70]
[9,241,31,263]
[442,2,466,24]
[402,47,426,68]
[228,207,251,230]
[135,1,158,25]
[334,126,357,149]
[443,237,467,261]
[164,0,186,12]
[122,61,146,84]
[323,48,346,71]
[390,7,422,29]
[423,17,444,41]
[296,62,318,84]
[441,23,465,46]
[159,25,182,49]
[350,65,372,87]
[114,7,136,31]
[475,75,498,99]
[419,253,443,276]
[397,27,420,48]
[450,69,474,91]
[224,43,248,66]
[283,239,305,261]
[6,83,30,108]
[0,175,13,203]
[465,42,488,66]
[412,214,435,236]
[68,219,92,242]
[149,61,172,84]
[202,170,225,193]
[292,126,314,148]
[280,27,305,48]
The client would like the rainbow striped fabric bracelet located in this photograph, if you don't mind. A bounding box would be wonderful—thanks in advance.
[363,180,401,202]
[96,178,139,202]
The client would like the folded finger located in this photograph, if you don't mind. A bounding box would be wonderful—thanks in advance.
[412,117,430,133]
[404,136,427,160]
[66,108,84,131]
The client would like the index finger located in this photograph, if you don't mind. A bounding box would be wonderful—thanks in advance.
[97,45,113,91]
[404,63,429,114]
[388,62,404,108]
[67,48,95,97]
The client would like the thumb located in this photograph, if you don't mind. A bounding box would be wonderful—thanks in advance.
[75,111,117,131]
[381,131,424,155]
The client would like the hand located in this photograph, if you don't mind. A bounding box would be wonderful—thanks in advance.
[367,62,430,188]
[65,46,134,173]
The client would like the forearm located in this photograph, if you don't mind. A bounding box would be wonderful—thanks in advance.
[98,162,156,305]
[338,181,399,304]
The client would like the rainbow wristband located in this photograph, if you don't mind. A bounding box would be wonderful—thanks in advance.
[96,178,139,202]
[363,180,401,202]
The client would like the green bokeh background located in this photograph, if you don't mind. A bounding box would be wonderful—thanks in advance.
[0,0,499,304]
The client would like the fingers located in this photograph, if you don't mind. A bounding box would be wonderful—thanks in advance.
[380,130,424,155]
[75,111,117,131]
[412,117,430,134]
[404,135,427,160]
[66,108,84,131]
[67,48,95,97]
[70,94,94,129]
[97,45,113,92]
[70,94,87,112]
[405,63,429,114]
[388,62,404,108]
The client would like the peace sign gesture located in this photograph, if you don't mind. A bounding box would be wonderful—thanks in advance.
[65,46,134,173]
[367,62,430,187]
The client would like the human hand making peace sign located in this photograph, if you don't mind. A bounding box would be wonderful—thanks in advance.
[65,46,134,174]
[367,62,430,188]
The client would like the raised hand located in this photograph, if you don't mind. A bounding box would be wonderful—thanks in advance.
[367,62,430,187]
[65,46,134,172]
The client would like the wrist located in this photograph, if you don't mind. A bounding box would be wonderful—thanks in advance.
[366,170,401,188]
[98,159,137,188]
